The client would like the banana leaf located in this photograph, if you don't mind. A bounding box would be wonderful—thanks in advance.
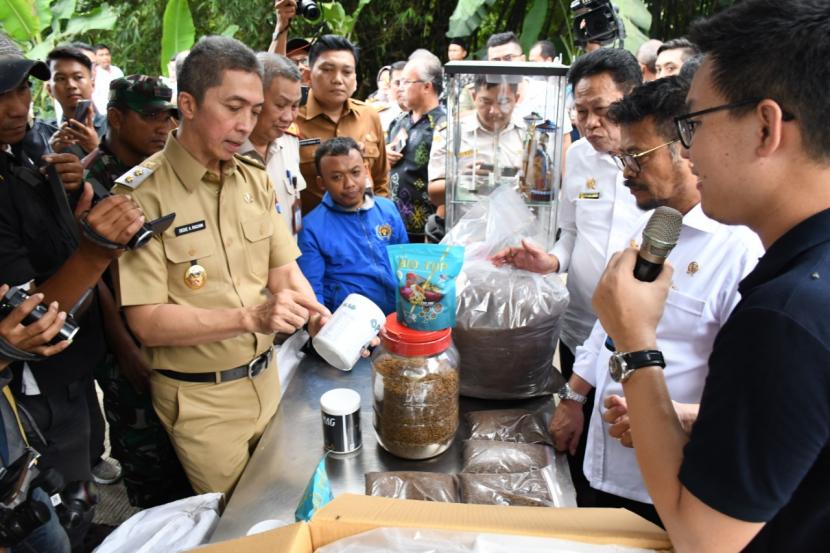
[160,0,195,77]
[0,0,40,43]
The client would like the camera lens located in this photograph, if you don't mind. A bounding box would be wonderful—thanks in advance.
[300,0,321,20]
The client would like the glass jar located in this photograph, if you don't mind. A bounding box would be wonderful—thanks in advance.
[371,313,460,460]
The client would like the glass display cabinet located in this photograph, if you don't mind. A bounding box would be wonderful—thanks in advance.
[443,61,569,249]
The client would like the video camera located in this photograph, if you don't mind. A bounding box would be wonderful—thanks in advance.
[570,0,626,47]
[0,450,99,547]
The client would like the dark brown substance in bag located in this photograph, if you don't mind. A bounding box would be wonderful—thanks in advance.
[365,471,459,503]
[461,440,554,474]
[465,406,553,445]
[458,470,554,507]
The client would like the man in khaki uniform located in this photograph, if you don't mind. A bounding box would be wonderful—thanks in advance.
[113,36,328,497]
[297,35,389,214]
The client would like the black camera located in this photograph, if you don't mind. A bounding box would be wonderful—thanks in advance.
[0,287,79,346]
[83,176,175,251]
[299,0,321,20]
[0,450,58,547]
[570,0,626,46]
[0,450,99,547]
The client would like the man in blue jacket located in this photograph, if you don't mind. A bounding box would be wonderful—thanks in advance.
[298,137,408,314]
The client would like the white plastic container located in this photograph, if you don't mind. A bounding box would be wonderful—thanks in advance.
[313,294,385,371]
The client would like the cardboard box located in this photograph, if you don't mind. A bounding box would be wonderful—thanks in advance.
[194,494,672,552]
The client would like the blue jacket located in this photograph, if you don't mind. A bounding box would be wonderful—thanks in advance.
[298,193,408,314]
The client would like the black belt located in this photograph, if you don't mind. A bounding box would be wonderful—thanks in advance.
[157,349,273,383]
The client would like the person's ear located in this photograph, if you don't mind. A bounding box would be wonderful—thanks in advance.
[107,107,123,132]
[45,82,54,98]
[316,175,324,189]
[177,91,197,120]
[756,99,785,158]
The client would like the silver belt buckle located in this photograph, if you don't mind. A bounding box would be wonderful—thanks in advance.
[247,349,271,379]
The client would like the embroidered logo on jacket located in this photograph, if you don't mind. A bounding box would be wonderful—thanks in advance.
[376,224,393,240]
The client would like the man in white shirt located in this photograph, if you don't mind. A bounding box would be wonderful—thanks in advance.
[549,77,763,524]
[241,53,306,239]
[92,44,124,114]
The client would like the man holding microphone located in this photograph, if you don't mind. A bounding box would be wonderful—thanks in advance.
[591,1,829,550]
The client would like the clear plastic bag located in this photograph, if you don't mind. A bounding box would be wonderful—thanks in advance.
[365,471,459,503]
[465,404,553,445]
[315,527,659,553]
[459,467,557,507]
[461,440,554,474]
[442,185,569,399]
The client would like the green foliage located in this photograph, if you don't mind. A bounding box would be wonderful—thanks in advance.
[160,0,194,76]
[319,0,371,39]
[0,0,40,43]
[616,0,652,54]
[448,0,495,38]
[518,0,547,54]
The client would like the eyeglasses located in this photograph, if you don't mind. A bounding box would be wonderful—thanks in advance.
[674,99,796,148]
[490,52,523,62]
[612,139,679,175]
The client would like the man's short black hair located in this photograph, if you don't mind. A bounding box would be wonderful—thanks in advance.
[531,39,557,60]
[678,53,704,83]
[94,44,110,52]
[567,48,642,94]
[689,0,830,163]
[656,37,700,59]
[178,36,261,104]
[608,76,689,143]
[69,41,94,53]
[486,31,521,50]
[390,61,407,73]
[472,74,518,95]
[449,38,468,51]
[46,46,93,74]
[309,35,359,69]
[314,136,362,174]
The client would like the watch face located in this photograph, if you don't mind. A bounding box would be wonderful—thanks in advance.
[609,354,625,383]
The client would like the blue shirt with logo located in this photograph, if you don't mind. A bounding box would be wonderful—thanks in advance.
[298,193,408,314]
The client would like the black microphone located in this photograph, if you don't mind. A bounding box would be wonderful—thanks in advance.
[605,206,683,351]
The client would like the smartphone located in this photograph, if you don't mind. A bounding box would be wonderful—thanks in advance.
[73,99,92,122]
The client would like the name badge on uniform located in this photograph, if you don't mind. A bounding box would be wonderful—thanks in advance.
[578,192,601,200]
[175,220,206,236]
[299,138,322,147]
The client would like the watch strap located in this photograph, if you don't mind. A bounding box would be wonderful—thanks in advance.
[622,349,666,370]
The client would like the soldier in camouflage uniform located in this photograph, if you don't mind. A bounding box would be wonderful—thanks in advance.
[82,75,194,507]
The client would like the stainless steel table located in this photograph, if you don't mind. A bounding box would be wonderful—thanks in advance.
[210,354,562,543]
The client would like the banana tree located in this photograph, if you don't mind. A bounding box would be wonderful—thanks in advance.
[160,0,195,76]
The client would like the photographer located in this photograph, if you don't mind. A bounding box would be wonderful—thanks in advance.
[0,33,146,549]
[0,284,72,553]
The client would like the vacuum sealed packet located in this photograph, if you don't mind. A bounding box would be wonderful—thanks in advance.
[365,471,459,503]
[465,405,553,445]
[458,468,555,507]
[461,440,555,474]
[387,244,465,331]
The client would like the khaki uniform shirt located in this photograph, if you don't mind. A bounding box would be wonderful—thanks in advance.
[428,112,527,182]
[113,133,299,372]
[297,92,389,214]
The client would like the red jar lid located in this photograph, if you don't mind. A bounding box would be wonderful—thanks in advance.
[381,313,452,357]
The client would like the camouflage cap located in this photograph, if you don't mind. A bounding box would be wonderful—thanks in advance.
[0,32,50,94]
[109,75,177,116]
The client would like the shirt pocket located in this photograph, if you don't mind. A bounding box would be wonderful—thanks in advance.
[164,234,218,296]
[241,213,274,277]
[662,288,707,340]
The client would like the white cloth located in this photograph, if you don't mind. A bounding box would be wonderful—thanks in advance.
[92,492,222,553]
[240,135,306,238]
[379,103,403,136]
[91,65,124,114]
[574,204,764,503]
[550,138,642,351]
[428,113,526,182]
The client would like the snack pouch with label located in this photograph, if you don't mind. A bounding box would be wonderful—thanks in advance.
[387,244,465,331]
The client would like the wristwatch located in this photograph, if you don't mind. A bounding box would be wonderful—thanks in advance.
[608,350,665,383]
[557,383,587,405]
